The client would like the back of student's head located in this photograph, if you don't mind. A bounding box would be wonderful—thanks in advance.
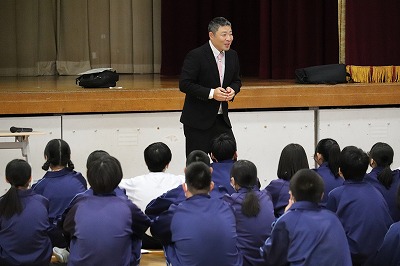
[186,150,211,167]
[339,146,369,181]
[86,150,109,170]
[290,169,325,203]
[231,160,260,217]
[42,139,74,171]
[277,143,309,181]
[185,162,212,193]
[144,142,172,172]
[87,155,123,194]
[0,159,31,219]
[315,138,341,178]
[369,142,394,189]
[210,133,237,161]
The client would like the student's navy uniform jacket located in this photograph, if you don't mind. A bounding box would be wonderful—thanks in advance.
[264,179,290,217]
[260,201,352,266]
[224,188,275,266]
[145,183,228,220]
[63,191,151,266]
[32,168,87,221]
[372,221,400,266]
[313,162,344,205]
[151,194,243,266]
[0,189,52,266]
[327,180,393,265]
[211,159,236,195]
[365,167,400,222]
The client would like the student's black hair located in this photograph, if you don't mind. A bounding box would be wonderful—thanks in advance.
[186,150,211,167]
[0,159,31,219]
[339,146,369,181]
[144,142,172,172]
[86,150,109,170]
[42,139,74,171]
[369,142,394,189]
[210,133,237,162]
[208,17,231,34]
[231,160,260,217]
[185,162,212,193]
[87,155,123,194]
[290,169,325,203]
[277,143,309,181]
[315,138,341,178]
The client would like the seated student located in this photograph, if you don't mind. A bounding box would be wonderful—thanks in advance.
[0,159,52,266]
[145,150,228,220]
[313,138,344,205]
[261,169,352,266]
[63,155,151,266]
[210,133,238,195]
[371,186,400,265]
[224,160,275,266]
[327,146,393,265]
[150,162,242,266]
[32,139,87,247]
[119,142,184,212]
[119,142,185,248]
[364,142,400,222]
[264,143,309,217]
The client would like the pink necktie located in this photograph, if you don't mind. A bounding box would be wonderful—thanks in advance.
[217,52,224,86]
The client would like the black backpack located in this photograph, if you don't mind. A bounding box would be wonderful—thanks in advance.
[76,70,119,88]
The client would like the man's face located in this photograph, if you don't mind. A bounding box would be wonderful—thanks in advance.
[209,25,233,52]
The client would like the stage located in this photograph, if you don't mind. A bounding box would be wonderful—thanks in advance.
[1,74,400,115]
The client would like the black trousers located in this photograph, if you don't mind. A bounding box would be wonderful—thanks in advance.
[183,115,235,157]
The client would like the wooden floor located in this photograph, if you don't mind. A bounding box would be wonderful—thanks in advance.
[1,74,400,115]
[140,250,166,266]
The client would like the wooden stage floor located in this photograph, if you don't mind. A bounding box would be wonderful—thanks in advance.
[1,74,400,115]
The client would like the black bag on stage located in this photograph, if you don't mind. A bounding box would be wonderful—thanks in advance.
[295,64,348,84]
[76,69,119,88]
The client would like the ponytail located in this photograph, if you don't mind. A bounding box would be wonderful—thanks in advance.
[42,160,51,171]
[369,142,394,189]
[328,143,341,178]
[0,186,23,219]
[241,187,260,217]
[67,159,75,170]
[377,166,394,189]
[0,159,31,219]
[316,139,341,178]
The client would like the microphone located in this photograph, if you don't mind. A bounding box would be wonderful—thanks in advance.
[10,126,33,133]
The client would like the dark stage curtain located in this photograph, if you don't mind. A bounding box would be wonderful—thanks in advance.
[346,0,400,66]
[161,0,339,79]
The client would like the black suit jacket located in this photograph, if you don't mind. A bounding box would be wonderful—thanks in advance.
[179,42,241,130]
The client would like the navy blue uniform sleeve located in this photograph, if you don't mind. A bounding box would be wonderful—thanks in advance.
[128,201,151,239]
[150,204,177,245]
[260,219,290,266]
[145,186,184,220]
[372,223,400,265]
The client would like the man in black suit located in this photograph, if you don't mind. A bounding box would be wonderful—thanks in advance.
[179,17,241,157]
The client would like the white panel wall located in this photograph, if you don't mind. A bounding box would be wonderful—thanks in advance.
[0,116,62,194]
[318,107,400,169]
[230,110,314,187]
[62,112,187,182]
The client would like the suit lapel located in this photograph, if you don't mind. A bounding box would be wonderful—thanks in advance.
[203,43,222,86]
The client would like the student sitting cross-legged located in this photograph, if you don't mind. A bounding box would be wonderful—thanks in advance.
[0,159,52,266]
[327,146,393,266]
[224,160,275,266]
[63,155,151,266]
[261,169,352,266]
[151,161,243,266]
